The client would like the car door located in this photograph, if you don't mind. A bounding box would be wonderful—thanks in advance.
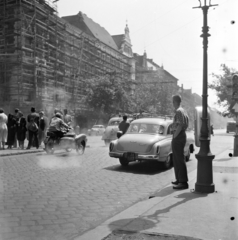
[157,124,172,161]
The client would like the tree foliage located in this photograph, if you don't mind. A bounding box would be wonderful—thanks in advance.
[84,74,133,118]
[132,71,174,115]
[208,64,237,115]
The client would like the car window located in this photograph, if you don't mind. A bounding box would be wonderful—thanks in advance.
[109,121,120,126]
[93,125,100,128]
[167,124,173,135]
[128,123,161,134]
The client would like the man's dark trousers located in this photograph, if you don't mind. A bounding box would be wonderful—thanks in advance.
[27,130,39,149]
[172,131,188,183]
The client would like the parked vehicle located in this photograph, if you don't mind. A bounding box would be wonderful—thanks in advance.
[226,121,236,133]
[88,125,105,136]
[44,128,87,154]
[109,117,194,169]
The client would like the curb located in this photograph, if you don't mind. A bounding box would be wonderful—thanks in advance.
[0,149,43,157]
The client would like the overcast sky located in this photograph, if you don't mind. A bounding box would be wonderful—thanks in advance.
[56,0,238,109]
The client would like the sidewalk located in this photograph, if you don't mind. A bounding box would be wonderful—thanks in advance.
[76,147,238,240]
[0,142,43,157]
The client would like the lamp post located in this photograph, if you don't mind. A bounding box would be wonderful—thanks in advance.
[193,0,218,193]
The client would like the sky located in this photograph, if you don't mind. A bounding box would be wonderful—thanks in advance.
[56,0,238,110]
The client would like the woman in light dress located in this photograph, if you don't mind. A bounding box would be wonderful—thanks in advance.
[0,108,8,150]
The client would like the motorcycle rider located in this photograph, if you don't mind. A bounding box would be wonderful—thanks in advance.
[48,113,69,141]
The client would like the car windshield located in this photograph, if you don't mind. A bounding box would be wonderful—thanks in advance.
[127,123,164,135]
[109,121,120,126]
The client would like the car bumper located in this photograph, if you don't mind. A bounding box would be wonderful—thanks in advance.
[109,152,160,161]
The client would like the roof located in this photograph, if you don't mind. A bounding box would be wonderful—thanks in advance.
[62,12,118,50]
[147,58,160,68]
[132,118,173,125]
[111,34,124,49]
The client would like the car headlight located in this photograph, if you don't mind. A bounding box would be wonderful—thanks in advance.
[156,146,160,154]
[109,143,114,151]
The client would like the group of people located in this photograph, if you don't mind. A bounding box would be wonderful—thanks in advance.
[0,107,73,150]
[0,107,48,150]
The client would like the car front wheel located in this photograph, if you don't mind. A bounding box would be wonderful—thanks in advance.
[119,157,129,167]
[163,154,172,169]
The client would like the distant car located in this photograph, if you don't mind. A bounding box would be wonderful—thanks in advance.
[88,125,105,136]
[102,117,132,145]
[226,121,236,133]
[109,117,195,169]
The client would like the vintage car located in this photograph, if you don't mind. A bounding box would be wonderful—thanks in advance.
[88,125,105,136]
[102,117,132,145]
[109,117,195,169]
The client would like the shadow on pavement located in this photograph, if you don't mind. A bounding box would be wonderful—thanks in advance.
[107,192,208,236]
[107,217,156,233]
[150,186,175,198]
[104,161,167,175]
[145,192,208,221]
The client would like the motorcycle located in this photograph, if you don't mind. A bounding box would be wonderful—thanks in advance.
[44,127,87,155]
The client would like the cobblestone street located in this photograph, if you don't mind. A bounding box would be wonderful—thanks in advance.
[0,132,229,240]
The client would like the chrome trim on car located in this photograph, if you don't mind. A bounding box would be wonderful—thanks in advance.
[109,152,159,160]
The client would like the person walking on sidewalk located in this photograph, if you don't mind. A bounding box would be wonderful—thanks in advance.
[0,108,8,150]
[171,95,189,190]
[6,113,17,149]
[16,111,27,150]
[38,111,47,147]
[26,107,39,149]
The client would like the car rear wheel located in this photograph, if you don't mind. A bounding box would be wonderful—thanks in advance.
[119,157,129,167]
[163,154,172,169]
[76,141,85,155]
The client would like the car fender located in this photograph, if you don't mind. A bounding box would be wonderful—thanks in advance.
[75,134,87,143]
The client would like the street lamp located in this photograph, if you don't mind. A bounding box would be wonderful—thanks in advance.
[193,0,218,193]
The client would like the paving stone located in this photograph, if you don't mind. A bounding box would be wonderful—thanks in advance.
[0,140,196,238]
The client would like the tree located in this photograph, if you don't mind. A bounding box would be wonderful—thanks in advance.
[208,64,237,116]
[84,74,133,120]
[132,71,174,115]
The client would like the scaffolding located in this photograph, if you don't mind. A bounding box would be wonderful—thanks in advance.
[0,0,131,115]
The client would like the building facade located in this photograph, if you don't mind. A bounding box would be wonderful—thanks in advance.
[0,0,134,117]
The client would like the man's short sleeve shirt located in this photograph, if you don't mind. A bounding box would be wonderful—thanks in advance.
[172,107,189,131]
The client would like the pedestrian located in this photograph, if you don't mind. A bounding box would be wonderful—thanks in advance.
[75,125,80,135]
[63,109,72,126]
[117,115,130,138]
[16,111,27,149]
[38,111,47,147]
[26,107,39,149]
[13,108,19,148]
[210,124,214,136]
[0,108,8,150]
[171,95,189,190]
[6,114,17,149]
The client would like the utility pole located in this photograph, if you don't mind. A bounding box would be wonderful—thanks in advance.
[193,0,218,193]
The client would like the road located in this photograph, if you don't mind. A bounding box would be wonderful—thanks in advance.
[0,129,233,240]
